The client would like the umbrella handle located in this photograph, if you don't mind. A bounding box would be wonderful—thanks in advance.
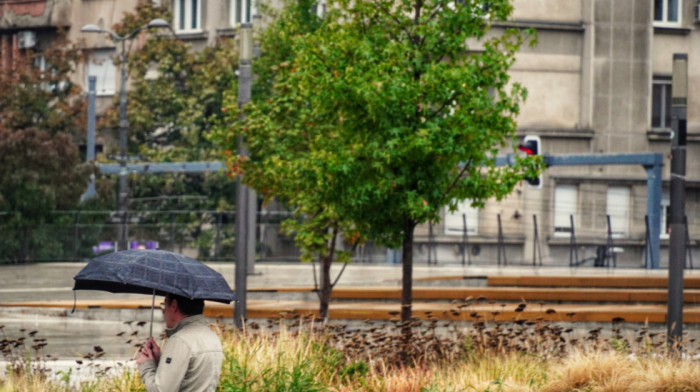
[149,288,155,339]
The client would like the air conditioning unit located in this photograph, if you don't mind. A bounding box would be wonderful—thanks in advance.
[17,31,37,49]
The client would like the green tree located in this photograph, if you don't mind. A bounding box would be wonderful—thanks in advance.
[215,0,362,320]
[98,2,240,257]
[216,0,542,325]
[0,35,85,139]
[0,34,93,263]
[0,128,90,262]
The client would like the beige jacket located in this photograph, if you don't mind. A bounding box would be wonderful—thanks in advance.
[138,314,223,392]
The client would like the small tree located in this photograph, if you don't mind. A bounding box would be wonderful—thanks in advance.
[214,0,362,320]
[0,34,85,138]
[218,0,542,327]
[98,3,240,256]
[0,34,90,263]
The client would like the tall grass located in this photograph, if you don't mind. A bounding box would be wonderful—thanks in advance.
[2,317,700,391]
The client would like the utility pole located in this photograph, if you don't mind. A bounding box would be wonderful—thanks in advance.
[234,24,255,328]
[81,76,97,201]
[668,53,687,350]
[81,19,170,251]
[117,39,129,252]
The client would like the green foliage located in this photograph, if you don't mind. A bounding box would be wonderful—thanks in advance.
[213,0,366,318]
[0,34,85,138]
[96,2,241,258]
[100,2,237,158]
[610,337,629,354]
[339,360,370,383]
[216,0,541,246]
[213,0,542,322]
[215,0,363,264]
[480,378,505,392]
[218,329,332,392]
[0,30,91,262]
[219,359,326,392]
[253,0,323,99]
[0,128,91,262]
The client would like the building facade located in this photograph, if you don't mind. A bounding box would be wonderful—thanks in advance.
[422,0,699,268]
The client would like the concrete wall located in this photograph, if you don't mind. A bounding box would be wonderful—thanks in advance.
[0,0,72,29]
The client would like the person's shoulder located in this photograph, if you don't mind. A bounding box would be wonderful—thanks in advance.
[180,316,216,334]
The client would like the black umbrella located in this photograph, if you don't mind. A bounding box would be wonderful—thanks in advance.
[73,249,235,336]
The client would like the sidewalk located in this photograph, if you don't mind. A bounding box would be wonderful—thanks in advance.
[0,261,686,303]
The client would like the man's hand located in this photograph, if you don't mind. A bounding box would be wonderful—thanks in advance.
[147,337,162,363]
[136,338,162,365]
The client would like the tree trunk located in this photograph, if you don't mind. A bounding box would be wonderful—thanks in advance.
[319,253,332,320]
[401,217,416,337]
[318,227,338,321]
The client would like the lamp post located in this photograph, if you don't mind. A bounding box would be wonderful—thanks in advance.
[234,23,255,328]
[81,19,170,251]
[668,53,688,352]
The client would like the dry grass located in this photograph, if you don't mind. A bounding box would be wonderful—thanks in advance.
[542,350,700,392]
[3,316,700,391]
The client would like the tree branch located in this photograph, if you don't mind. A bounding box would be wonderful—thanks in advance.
[331,261,348,288]
[425,90,461,122]
[443,157,473,204]
[372,0,413,42]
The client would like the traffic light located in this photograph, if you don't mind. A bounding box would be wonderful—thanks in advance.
[518,135,542,188]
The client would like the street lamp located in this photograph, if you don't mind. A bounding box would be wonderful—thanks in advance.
[234,23,254,329]
[81,19,170,251]
[668,53,688,352]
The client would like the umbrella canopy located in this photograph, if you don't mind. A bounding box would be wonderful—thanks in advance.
[73,249,235,304]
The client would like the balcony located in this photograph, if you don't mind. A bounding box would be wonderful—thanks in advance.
[0,0,71,30]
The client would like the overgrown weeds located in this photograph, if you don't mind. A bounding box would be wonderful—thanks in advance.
[2,311,700,391]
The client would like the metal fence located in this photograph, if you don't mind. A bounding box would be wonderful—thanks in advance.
[3,210,686,267]
[0,210,302,263]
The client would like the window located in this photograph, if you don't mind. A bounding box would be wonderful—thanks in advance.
[654,0,681,26]
[554,185,577,237]
[606,186,630,238]
[231,0,256,25]
[86,50,116,96]
[312,1,327,17]
[175,0,202,33]
[444,200,479,235]
[652,77,672,129]
[34,55,51,91]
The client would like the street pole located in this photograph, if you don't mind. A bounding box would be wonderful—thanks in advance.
[81,76,97,201]
[668,53,687,351]
[81,19,170,252]
[234,24,254,328]
[118,40,129,252]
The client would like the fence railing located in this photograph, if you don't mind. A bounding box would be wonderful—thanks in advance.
[0,210,298,263]
[1,211,690,267]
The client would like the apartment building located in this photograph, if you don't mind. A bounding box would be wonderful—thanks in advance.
[1,0,697,267]
[423,0,699,268]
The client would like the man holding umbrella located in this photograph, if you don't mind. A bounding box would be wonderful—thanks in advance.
[73,249,236,392]
[136,293,223,392]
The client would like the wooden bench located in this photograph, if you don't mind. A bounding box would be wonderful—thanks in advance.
[486,275,700,289]
[247,286,700,304]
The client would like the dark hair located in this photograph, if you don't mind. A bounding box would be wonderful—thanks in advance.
[168,294,204,316]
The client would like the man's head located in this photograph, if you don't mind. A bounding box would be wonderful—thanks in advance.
[162,293,204,328]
